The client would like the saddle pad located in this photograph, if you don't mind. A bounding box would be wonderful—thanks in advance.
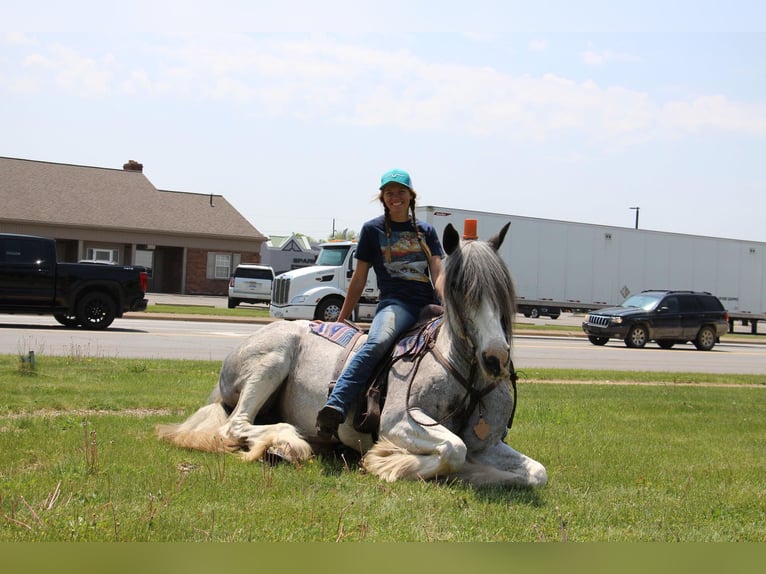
[309,321,360,347]
[392,316,443,359]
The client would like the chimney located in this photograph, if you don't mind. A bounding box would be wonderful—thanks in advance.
[123,160,143,172]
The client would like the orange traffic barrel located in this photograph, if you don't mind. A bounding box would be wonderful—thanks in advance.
[463,219,478,240]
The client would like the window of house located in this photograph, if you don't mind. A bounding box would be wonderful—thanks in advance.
[206,252,237,279]
[85,248,119,263]
[214,254,230,279]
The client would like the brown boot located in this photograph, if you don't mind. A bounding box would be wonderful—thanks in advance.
[315,406,343,440]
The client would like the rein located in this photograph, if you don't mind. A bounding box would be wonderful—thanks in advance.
[402,316,518,435]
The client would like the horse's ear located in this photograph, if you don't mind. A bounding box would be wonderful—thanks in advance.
[443,223,460,255]
[488,222,511,251]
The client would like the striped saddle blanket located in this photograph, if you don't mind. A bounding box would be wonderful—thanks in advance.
[308,321,361,347]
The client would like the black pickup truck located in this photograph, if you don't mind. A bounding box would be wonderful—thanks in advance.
[0,233,148,330]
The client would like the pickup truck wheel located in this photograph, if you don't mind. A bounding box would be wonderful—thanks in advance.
[54,313,79,328]
[227,298,238,309]
[656,340,675,349]
[76,292,117,330]
[529,307,540,319]
[694,326,717,351]
[588,335,609,346]
[625,325,648,348]
[315,297,343,322]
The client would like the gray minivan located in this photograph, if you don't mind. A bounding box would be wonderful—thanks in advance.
[228,264,275,308]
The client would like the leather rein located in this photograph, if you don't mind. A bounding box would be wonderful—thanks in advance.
[402,316,518,435]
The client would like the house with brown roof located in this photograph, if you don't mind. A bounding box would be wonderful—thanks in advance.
[0,156,268,295]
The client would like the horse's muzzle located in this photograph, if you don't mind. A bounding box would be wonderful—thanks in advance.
[481,347,511,378]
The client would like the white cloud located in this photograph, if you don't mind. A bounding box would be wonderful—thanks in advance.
[3,32,36,46]
[3,34,763,143]
[528,39,548,52]
[663,95,766,136]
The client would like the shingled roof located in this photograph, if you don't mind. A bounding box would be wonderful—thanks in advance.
[0,156,267,241]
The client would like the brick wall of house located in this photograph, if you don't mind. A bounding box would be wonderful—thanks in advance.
[185,248,261,295]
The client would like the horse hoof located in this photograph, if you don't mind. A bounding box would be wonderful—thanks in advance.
[264,446,288,466]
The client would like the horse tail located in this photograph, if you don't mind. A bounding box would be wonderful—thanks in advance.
[156,401,234,453]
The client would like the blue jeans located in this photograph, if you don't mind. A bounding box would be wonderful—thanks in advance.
[324,299,421,418]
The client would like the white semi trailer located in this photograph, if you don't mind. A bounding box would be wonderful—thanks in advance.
[417,205,766,333]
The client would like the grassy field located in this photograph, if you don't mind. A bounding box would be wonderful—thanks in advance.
[1,353,764,542]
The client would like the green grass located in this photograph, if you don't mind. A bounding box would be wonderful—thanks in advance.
[1,354,764,541]
[145,303,270,318]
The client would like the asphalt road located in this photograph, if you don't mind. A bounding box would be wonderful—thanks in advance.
[2,311,765,375]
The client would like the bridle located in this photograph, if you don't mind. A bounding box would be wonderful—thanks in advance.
[401,313,518,435]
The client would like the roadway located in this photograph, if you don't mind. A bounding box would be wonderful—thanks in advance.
[1,295,765,376]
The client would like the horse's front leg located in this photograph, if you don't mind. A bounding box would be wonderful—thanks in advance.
[459,440,548,488]
[363,408,467,482]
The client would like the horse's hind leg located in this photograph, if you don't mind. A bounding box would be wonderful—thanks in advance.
[237,422,312,463]
[218,341,312,463]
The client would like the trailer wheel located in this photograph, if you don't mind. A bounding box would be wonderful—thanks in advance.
[76,291,117,330]
[693,326,717,351]
[315,296,344,322]
[625,325,648,348]
[588,335,609,346]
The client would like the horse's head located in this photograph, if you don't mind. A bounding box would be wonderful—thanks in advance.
[441,222,516,381]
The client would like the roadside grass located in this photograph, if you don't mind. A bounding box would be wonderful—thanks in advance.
[1,353,764,541]
[144,303,270,318]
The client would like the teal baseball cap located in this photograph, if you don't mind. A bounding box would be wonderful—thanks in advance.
[380,168,412,190]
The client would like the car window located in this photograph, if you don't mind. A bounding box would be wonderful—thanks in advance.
[698,295,724,312]
[316,246,349,266]
[679,296,702,313]
[235,268,273,280]
[621,293,662,311]
[0,237,48,265]
[660,296,679,313]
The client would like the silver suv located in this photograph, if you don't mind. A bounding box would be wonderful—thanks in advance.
[228,264,275,308]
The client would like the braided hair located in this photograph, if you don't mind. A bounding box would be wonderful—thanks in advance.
[378,189,432,263]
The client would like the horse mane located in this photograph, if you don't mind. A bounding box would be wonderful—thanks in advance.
[441,232,516,342]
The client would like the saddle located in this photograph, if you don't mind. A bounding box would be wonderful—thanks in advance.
[310,305,444,438]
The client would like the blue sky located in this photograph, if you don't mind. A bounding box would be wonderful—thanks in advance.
[2,1,765,241]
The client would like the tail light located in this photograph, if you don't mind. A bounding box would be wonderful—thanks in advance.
[139,271,148,293]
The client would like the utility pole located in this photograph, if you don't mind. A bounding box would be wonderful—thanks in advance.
[629,206,640,229]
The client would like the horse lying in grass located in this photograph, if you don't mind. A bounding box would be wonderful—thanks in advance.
[157,222,547,488]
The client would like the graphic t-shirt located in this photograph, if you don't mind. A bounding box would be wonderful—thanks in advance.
[355,215,444,308]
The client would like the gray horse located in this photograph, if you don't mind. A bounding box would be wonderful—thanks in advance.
[157,223,547,488]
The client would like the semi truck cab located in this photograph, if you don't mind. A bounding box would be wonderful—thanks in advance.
[269,240,379,322]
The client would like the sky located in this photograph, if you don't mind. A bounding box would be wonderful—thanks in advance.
[2,1,765,242]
